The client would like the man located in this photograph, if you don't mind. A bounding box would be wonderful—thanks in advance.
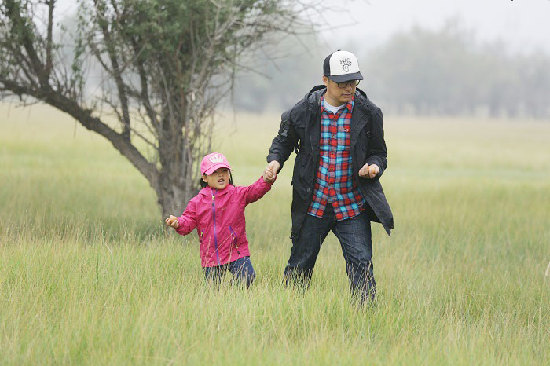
[265,50,394,303]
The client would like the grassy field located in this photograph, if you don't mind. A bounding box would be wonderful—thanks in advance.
[1,103,549,365]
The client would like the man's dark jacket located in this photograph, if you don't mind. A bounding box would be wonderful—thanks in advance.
[267,86,394,238]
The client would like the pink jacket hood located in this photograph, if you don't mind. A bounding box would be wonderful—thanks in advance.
[175,177,273,267]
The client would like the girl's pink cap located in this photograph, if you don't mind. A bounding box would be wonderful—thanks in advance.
[200,152,231,175]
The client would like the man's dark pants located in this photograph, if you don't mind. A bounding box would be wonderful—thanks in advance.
[284,205,376,303]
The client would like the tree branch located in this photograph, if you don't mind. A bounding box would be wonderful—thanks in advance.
[93,0,131,141]
[1,77,158,190]
[45,0,54,78]
[4,0,45,85]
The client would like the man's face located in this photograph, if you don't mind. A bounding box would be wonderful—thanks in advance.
[202,167,230,189]
[323,76,358,106]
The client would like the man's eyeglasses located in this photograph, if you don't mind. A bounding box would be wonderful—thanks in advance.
[332,79,361,89]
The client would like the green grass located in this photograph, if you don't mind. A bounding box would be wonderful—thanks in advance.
[1,104,549,365]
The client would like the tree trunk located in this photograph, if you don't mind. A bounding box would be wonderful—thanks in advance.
[156,112,199,218]
[156,167,199,219]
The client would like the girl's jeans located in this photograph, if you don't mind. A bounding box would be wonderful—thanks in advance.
[204,256,256,288]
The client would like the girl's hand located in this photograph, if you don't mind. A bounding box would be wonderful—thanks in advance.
[263,168,275,183]
[165,215,179,229]
[263,160,279,183]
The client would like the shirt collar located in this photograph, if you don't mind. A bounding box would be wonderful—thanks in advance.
[320,94,354,114]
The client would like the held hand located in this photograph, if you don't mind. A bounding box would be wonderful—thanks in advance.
[358,163,380,179]
[165,215,179,229]
[263,168,276,183]
[264,160,280,181]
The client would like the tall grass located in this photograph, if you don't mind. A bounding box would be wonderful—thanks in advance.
[1,104,549,365]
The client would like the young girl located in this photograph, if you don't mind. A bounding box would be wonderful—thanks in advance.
[165,152,275,287]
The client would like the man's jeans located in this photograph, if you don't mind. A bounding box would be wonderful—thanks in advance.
[204,256,256,288]
[284,206,376,303]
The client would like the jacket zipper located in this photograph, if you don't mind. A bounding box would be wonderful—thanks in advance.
[211,188,221,265]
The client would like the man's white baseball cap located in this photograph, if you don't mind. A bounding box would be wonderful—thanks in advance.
[323,50,363,83]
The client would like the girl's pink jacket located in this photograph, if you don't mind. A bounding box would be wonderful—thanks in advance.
[175,177,274,267]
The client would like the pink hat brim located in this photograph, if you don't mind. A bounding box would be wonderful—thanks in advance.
[202,162,231,176]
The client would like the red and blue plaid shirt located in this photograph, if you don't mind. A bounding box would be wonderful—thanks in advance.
[307,95,366,221]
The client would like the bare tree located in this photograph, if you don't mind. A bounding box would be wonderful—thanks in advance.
[0,0,307,217]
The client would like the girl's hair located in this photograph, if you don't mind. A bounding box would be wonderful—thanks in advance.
[199,171,234,188]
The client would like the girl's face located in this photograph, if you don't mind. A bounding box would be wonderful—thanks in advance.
[202,168,230,189]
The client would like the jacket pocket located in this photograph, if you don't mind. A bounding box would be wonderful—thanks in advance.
[355,127,370,167]
[292,153,314,200]
[229,225,241,254]
[228,226,239,251]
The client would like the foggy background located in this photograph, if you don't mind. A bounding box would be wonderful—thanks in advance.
[231,0,550,118]
[54,0,550,119]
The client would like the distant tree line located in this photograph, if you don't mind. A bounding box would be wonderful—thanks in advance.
[364,22,550,118]
[230,33,324,113]
[231,22,550,119]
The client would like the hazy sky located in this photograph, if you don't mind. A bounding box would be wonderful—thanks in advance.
[55,0,550,54]
[316,0,550,53]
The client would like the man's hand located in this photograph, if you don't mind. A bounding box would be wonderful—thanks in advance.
[165,215,179,229]
[265,160,280,181]
[358,163,379,179]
